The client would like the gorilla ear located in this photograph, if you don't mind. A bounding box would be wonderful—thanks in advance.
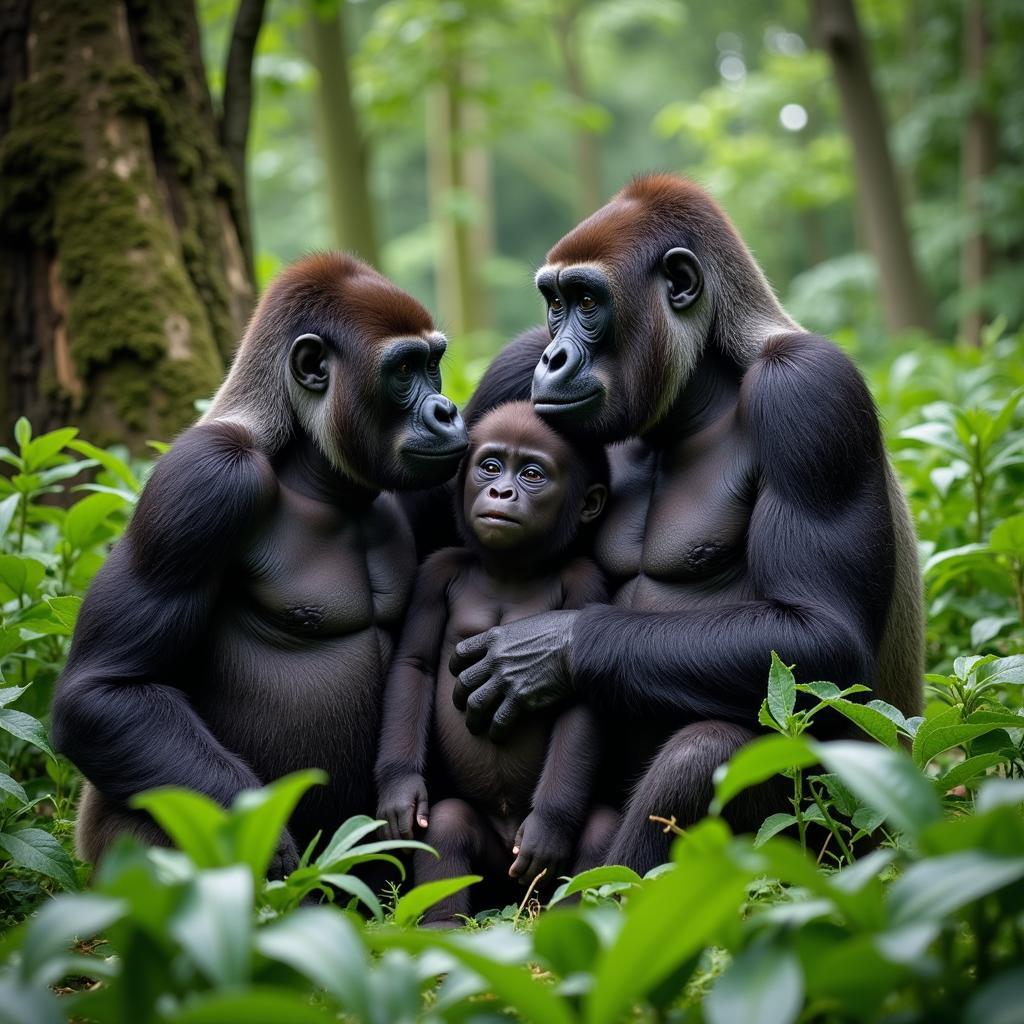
[662,247,704,311]
[580,483,608,523]
[289,334,329,393]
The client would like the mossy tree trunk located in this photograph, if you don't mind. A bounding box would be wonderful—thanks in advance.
[0,0,260,447]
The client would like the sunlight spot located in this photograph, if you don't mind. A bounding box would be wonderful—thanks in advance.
[780,103,808,131]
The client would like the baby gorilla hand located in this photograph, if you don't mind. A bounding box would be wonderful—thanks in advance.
[267,828,300,880]
[509,810,574,885]
[450,610,578,742]
[377,773,429,840]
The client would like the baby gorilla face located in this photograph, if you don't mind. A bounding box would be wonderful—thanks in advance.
[464,439,571,552]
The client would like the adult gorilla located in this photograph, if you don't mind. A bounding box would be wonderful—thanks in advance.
[450,175,923,872]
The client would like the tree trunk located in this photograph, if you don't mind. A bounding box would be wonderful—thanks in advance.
[425,57,493,339]
[0,0,254,447]
[813,0,934,334]
[305,0,380,268]
[959,0,995,348]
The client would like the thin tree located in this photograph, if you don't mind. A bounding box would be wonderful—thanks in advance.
[0,0,264,445]
[812,0,934,334]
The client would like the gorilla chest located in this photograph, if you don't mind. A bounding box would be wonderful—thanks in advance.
[595,429,755,599]
[239,486,416,636]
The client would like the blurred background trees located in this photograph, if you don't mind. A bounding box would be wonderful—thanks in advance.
[2,0,1023,442]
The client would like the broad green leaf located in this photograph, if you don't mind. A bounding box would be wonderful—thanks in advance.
[393,875,481,926]
[706,940,803,1024]
[14,417,31,454]
[0,828,79,890]
[823,699,899,747]
[0,708,56,758]
[0,554,45,601]
[954,653,997,680]
[933,753,1006,792]
[44,595,82,632]
[315,814,387,866]
[550,865,644,904]
[131,788,229,867]
[169,988,332,1024]
[814,741,942,839]
[913,706,1022,768]
[170,866,252,987]
[256,907,371,1015]
[38,459,97,486]
[794,680,841,699]
[19,894,125,985]
[977,778,1024,813]
[318,872,384,919]
[766,652,796,728]
[888,852,1024,926]
[0,977,62,1024]
[321,838,436,875]
[753,813,797,848]
[24,428,77,471]
[0,772,28,804]
[976,655,1024,689]
[226,769,325,881]
[963,968,1024,1024]
[864,699,907,729]
[64,492,127,550]
[586,822,747,1024]
[67,439,140,491]
[0,684,29,707]
[989,514,1024,557]
[533,911,603,977]
[971,616,1017,648]
[711,734,817,812]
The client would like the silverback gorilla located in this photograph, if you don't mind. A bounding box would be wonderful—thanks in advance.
[451,175,924,873]
[52,253,469,874]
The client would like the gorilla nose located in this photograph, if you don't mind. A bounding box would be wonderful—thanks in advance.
[534,339,583,393]
[423,394,466,443]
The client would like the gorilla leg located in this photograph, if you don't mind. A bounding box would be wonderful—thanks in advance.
[74,780,171,866]
[573,804,619,873]
[606,720,779,874]
[414,797,489,926]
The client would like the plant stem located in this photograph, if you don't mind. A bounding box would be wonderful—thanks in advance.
[810,783,855,865]
[17,493,27,554]
[793,768,807,851]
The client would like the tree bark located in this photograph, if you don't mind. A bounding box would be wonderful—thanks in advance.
[0,0,254,446]
[813,0,934,334]
[305,0,380,268]
[959,0,995,347]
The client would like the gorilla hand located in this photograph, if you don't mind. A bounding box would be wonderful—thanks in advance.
[509,810,573,885]
[377,773,430,840]
[450,610,578,742]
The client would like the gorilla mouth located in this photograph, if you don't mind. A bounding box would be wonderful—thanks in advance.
[533,389,602,415]
[477,510,519,524]
[402,443,469,460]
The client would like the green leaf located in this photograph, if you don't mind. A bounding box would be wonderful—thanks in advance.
[888,852,1024,926]
[67,439,140,492]
[226,769,326,880]
[170,866,253,987]
[976,655,1024,689]
[977,778,1024,813]
[795,681,842,699]
[14,417,31,454]
[814,740,942,839]
[0,555,45,601]
[0,772,28,804]
[393,875,481,926]
[0,977,62,1024]
[963,968,1024,1024]
[0,493,21,536]
[753,813,797,848]
[933,753,1006,792]
[0,684,29,707]
[317,872,385,919]
[169,988,333,1024]
[315,814,386,866]
[766,652,796,729]
[0,708,56,758]
[822,699,899,747]
[711,734,817,812]
[24,428,77,471]
[131,788,229,866]
[256,907,371,1015]
[706,940,803,1024]
[19,893,125,985]
[586,821,747,1024]
[63,492,127,549]
[533,911,603,977]
[44,595,82,632]
[549,865,644,904]
[913,706,1021,768]
[0,828,79,890]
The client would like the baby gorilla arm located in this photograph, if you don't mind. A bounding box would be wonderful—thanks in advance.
[375,550,460,839]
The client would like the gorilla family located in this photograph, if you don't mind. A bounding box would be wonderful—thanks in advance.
[53,173,922,887]
[52,252,468,872]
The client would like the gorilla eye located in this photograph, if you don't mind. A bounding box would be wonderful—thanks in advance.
[520,466,545,483]
[549,296,563,313]
[397,362,412,379]
[479,458,501,475]
[427,357,440,374]
[579,295,596,311]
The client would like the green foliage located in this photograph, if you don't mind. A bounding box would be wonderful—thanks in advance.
[2,337,1023,1023]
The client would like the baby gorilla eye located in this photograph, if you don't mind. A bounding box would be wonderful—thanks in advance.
[579,294,596,311]
[520,466,545,483]
[479,458,501,475]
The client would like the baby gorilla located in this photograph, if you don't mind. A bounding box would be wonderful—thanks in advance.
[376,401,617,925]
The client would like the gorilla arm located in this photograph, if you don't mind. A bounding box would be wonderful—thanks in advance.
[51,422,276,808]
[453,335,896,741]
[375,549,462,840]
